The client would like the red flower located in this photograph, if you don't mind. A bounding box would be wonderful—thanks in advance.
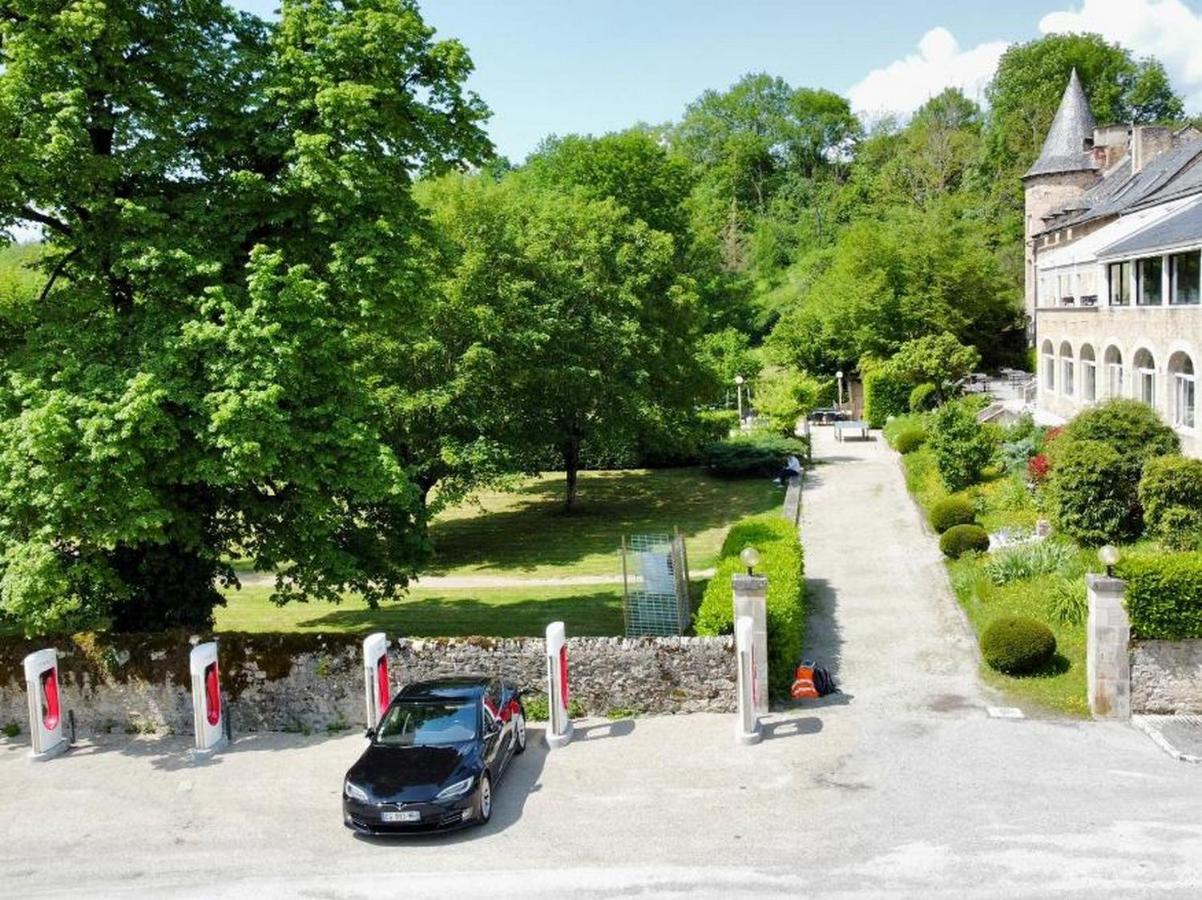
[1028,454,1050,483]
[1043,426,1063,445]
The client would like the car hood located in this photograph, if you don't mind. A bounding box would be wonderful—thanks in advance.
[347,741,478,802]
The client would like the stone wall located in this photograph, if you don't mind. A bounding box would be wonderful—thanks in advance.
[1131,639,1202,715]
[0,632,736,738]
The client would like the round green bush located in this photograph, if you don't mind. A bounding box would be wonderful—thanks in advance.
[980,617,1057,675]
[929,496,975,533]
[893,427,926,455]
[939,523,990,558]
[909,382,938,413]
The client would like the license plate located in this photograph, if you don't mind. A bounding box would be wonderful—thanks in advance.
[381,810,420,823]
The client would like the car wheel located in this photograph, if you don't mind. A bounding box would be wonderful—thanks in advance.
[514,707,527,755]
[476,772,493,825]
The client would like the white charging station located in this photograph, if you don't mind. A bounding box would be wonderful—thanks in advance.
[23,649,69,760]
[189,641,227,758]
[362,632,391,728]
[545,621,573,749]
[735,615,762,745]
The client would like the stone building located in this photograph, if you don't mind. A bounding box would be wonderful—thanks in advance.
[1026,69,1202,457]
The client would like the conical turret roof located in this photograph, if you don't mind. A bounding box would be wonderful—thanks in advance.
[1024,69,1099,179]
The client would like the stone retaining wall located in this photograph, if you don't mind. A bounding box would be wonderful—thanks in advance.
[1131,639,1202,715]
[0,632,735,738]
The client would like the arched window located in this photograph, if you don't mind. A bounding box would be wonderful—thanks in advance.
[1080,344,1097,402]
[1134,348,1157,407]
[1104,346,1124,399]
[1042,340,1056,392]
[1169,352,1196,430]
[1059,341,1075,397]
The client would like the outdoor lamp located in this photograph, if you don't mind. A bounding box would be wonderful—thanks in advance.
[734,375,745,385]
[740,546,761,576]
[1098,544,1120,577]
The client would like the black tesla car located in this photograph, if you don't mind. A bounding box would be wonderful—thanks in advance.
[342,676,527,834]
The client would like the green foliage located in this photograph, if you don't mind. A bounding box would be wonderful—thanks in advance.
[893,427,927,455]
[1049,440,1139,545]
[887,333,981,399]
[521,694,549,721]
[703,433,809,478]
[909,383,938,413]
[980,617,1057,675]
[939,524,990,559]
[1061,400,1180,465]
[928,402,998,492]
[0,0,494,634]
[984,540,1076,586]
[604,706,638,720]
[1045,579,1088,627]
[862,362,914,429]
[1117,551,1202,640]
[929,497,976,533]
[695,514,804,698]
[1139,457,1202,551]
[1,721,19,739]
[754,367,829,435]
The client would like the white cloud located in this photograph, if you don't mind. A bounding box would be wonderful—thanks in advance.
[1039,0,1202,111]
[848,27,1008,119]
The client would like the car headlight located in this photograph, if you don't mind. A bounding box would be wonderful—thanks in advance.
[344,780,370,803]
[435,777,475,800]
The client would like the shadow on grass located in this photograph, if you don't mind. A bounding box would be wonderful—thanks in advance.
[1006,652,1073,680]
[295,591,625,638]
[428,468,781,574]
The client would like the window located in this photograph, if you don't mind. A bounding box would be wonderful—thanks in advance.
[1059,273,1073,305]
[1137,256,1164,306]
[1060,341,1074,397]
[375,699,479,746]
[1134,348,1157,407]
[1041,340,1055,392]
[1170,352,1196,430]
[1108,261,1131,306]
[1104,346,1124,398]
[1170,252,1201,305]
[1080,345,1097,402]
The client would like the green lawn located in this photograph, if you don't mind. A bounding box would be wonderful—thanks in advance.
[426,467,782,578]
[895,440,1090,717]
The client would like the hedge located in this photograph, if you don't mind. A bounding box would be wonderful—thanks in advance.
[939,523,990,558]
[1048,439,1137,544]
[1139,456,1202,550]
[694,513,804,698]
[893,427,926,455]
[929,496,975,533]
[980,617,1057,675]
[703,433,811,478]
[862,365,913,429]
[1118,551,1202,640]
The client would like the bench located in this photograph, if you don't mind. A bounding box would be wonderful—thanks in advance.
[834,419,870,442]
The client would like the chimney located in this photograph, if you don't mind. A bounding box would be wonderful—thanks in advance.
[1132,125,1173,174]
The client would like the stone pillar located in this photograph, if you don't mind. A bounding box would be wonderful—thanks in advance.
[1086,574,1130,720]
[732,575,768,716]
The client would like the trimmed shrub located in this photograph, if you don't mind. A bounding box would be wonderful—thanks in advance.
[929,496,975,533]
[940,523,990,558]
[1118,551,1202,639]
[928,401,998,492]
[1062,399,1179,464]
[703,433,810,478]
[862,365,913,429]
[980,617,1057,674]
[1027,453,1050,483]
[1139,456,1202,551]
[909,382,938,413]
[893,427,926,455]
[695,514,804,698]
[983,540,1076,585]
[1048,439,1138,544]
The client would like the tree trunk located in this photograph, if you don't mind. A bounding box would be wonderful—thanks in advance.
[562,437,581,512]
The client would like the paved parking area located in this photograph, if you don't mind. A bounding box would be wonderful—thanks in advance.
[3,429,1202,897]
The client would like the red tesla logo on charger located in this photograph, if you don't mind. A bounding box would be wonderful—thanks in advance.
[39,668,60,731]
[559,645,569,706]
[376,655,389,713]
[204,662,221,726]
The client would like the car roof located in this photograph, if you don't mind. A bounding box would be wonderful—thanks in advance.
[397,677,491,700]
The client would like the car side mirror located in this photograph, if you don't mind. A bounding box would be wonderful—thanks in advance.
[516,687,531,698]
[364,728,376,741]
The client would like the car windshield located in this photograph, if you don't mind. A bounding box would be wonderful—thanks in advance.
[375,698,478,747]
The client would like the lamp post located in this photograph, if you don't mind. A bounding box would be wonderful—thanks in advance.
[1098,544,1120,578]
[836,370,844,408]
[735,374,745,423]
[740,546,760,576]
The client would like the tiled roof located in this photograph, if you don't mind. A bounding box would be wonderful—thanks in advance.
[1097,198,1202,257]
[1025,69,1098,179]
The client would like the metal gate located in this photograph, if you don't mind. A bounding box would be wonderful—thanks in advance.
[620,529,690,636]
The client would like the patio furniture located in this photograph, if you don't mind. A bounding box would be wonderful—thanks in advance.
[834,419,870,441]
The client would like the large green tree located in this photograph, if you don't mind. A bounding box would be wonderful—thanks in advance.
[0,0,490,634]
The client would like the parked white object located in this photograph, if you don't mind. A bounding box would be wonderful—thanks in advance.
[189,642,227,757]
[545,621,573,749]
[23,649,68,760]
[734,616,762,745]
[362,632,391,728]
